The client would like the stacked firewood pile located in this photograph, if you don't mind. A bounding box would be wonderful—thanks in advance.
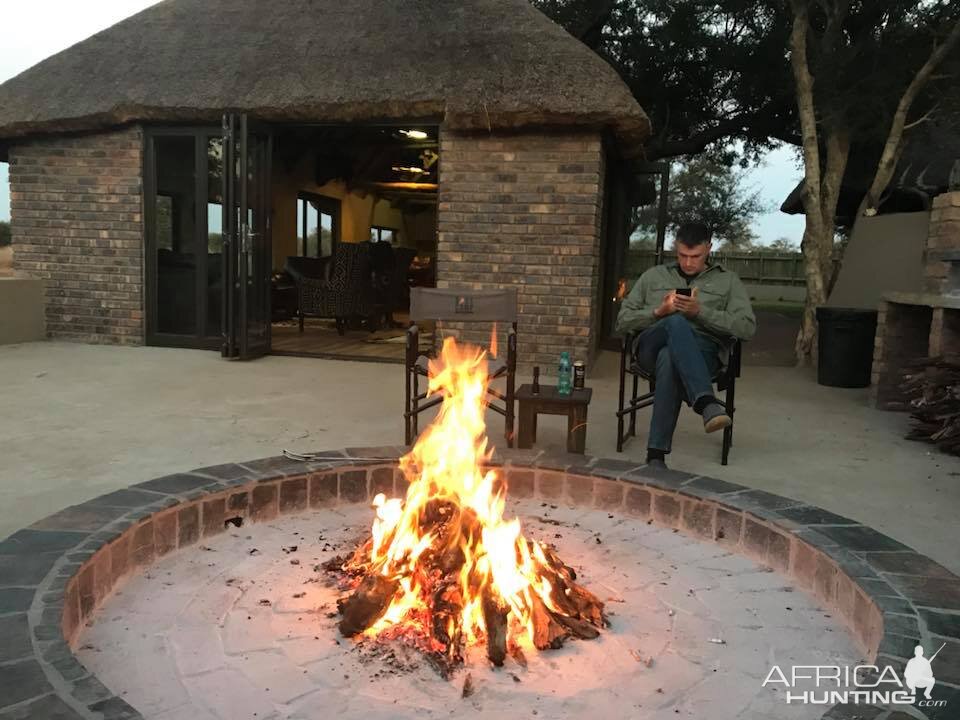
[901,356,960,455]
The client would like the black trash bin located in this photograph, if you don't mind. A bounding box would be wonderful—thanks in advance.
[816,307,878,388]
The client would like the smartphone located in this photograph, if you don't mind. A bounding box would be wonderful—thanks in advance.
[675,287,692,296]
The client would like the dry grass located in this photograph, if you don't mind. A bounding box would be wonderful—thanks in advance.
[0,246,12,276]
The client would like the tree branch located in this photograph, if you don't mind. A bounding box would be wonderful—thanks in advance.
[646,114,755,159]
[860,17,960,216]
[903,103,940,131]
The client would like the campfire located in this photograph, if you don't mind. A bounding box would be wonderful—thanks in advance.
[329,338,606,675]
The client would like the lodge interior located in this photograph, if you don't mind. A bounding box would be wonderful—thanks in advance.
[147,124,439,361]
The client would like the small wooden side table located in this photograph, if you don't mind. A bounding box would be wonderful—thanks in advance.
[516,384,593,454]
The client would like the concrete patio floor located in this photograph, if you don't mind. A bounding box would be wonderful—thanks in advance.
[1,341,958,576]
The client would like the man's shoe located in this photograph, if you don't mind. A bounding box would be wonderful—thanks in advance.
[702,402,731,433]
[646,458,668,470]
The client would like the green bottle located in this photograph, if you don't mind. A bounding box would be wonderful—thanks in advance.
[557,351,572,396]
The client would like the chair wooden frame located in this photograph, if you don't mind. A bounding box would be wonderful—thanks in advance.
[404,288,517,447]
[616,332,741,465]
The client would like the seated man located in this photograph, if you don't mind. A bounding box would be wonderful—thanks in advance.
[616,222,756,468]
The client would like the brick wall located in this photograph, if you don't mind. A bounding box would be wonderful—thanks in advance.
[436,131,605,370]
[924,191,960,293]
[870,301,933,408]
[9,127,144,344]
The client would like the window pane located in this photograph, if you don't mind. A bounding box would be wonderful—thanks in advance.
[206,136,224,337]
[370,227,378,242]
[154,135,197,335]
[320,213,333,256]
[297,200,306,255]
[381,229,394,243]
[306,204,319,257]
[156,196,173,250]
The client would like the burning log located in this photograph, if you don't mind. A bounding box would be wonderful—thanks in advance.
[529,593,568,650]
[431,582,465,665]
[337,574,400,636]
[554,612,600,640]
[481,587,510,666]
[537,542,577,582]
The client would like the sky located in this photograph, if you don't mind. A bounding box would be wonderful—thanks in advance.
[0,0,807,246]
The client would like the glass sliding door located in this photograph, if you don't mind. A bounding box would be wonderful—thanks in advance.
[151,135,197,337]
[206,137,225,339]
[221,113,272,360]
[145,128,234,348]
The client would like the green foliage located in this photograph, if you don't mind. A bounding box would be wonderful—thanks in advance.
[0,220,10,247]
[533,0,795,160]
[669,156,767,249]
[628,156,767,250]
[768,236,799,252]
[533,0,957,166]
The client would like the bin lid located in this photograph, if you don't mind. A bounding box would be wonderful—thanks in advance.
[816,306,879,320]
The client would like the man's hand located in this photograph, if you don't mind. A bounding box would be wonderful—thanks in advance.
[673,288,701,318]
[654,291,679,319]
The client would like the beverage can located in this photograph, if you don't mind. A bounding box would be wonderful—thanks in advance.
[573,361,585,390]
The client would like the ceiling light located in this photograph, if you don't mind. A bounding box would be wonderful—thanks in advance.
[399,129,429,140]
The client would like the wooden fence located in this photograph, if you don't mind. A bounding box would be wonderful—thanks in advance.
[626,250,806,286]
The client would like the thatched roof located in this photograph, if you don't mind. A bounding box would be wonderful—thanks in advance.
[0,0,650,160]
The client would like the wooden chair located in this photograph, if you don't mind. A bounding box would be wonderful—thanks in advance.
[616,333,742,465]
[404,287,518,447]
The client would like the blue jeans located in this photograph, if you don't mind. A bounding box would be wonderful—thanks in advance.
[633,314,720,453]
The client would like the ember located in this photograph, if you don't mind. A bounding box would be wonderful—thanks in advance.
[329,338,606,675]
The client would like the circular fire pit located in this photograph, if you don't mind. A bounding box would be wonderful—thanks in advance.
[76,497,858,719]
[4,448,959,720]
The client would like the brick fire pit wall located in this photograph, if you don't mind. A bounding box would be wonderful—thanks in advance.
[1,449,957,719]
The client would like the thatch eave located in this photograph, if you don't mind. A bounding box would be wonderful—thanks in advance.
[0,102,650,163]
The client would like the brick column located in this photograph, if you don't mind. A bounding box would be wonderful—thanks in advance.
[9,127,144,344]
[925,191,960,293]
[871,301,933,409]
[436,130,605,369]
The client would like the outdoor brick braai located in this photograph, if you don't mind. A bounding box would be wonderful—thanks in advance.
[872,190,960,408]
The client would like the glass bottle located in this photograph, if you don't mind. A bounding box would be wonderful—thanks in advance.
[557,351,572,396]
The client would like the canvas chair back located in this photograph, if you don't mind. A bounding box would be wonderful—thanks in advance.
[409,287,517,323]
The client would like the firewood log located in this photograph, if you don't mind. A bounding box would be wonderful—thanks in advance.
[337,574,400,636]
[529,593,568,650]
[565,581,607,627]
[481,586,510,666]
[539,543,577,582]
[432,582,464,663]
[553,612,600,639]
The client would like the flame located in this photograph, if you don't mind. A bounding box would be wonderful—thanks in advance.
[489,322,498,359]
[346,337,579,652]
[615,278,628,301]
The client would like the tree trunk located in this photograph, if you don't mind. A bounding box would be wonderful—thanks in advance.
[789,0,824,364]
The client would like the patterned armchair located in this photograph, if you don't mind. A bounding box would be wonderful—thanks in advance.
[293,242,374,334]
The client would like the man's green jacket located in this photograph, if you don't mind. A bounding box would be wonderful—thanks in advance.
[616,262,757,349]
